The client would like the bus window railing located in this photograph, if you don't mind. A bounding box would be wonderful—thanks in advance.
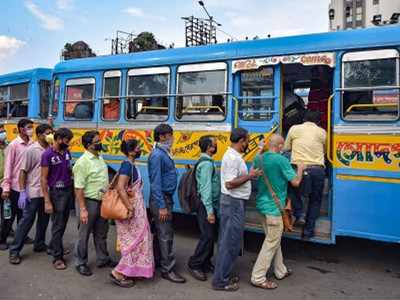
[183,106,224,113]
[233,95,278,123]
[336,85,400,92]
[345,103,398,114]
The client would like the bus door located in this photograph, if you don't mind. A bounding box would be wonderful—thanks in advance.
[232,62,281,231]
[332,48,400,243]
[278,54,336,243]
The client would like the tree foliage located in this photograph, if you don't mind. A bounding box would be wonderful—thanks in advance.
[128,32,165,53]
[62,41,96,60]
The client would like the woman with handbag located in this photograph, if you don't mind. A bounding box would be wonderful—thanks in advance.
[109,139,154,288]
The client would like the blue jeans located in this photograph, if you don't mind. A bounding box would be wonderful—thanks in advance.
[212,194,245,288]
[303,167,325,237]
[9,197,49,256]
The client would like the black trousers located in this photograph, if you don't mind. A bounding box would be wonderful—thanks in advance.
[9,197,49,255]
[49,187,73,262]
[0,190,23,243]
[302,167,325,237]
[74,199,110,267]
[150,193,175,274]
[188,203,215,271]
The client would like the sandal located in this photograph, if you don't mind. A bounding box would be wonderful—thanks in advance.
[275,268,293,280]
[109,272,135,288]
[9,255,21,265]
[251,280,278,290]
[212,282,239,292]
[53,260,67,270]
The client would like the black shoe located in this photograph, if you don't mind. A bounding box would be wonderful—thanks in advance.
[294,217,306,227]
[76,265,93,276]
[9,254,21,265]
[24,236,34,244]
[212,282,239,292]
[161,271,186,284]
[33,244,48,253]
[0,243,9,251]
[203,263,215,274]
[97,259,118,269]
[188,267,207,281]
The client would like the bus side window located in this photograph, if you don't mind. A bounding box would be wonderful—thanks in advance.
[102,71,121,121]
[126,67,169,122]
[341,49,399,121]
[176,62,227,122]
[39,80,51,119]
[64,78,95,120]
[0,83,29,119]
[239,67,274,121]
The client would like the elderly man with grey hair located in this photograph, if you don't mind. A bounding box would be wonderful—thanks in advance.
[250,134,304,290]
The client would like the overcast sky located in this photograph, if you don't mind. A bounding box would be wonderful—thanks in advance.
[0,0,330,74]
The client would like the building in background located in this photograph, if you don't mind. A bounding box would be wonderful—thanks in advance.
[329,0,400,31]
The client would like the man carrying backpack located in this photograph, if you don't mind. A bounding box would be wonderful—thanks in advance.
[187,136,220,281]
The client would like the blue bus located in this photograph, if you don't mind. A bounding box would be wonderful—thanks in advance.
[50,25,400,244]
[0,68,52,136]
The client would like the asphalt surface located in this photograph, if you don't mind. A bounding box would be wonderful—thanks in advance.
[0,213,399,300]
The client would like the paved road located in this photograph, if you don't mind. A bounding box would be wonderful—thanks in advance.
[0,213,399,300]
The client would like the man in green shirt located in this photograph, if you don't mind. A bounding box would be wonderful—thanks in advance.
[188,136,220,281]
[72,130,115,277]
[251,134,304,290]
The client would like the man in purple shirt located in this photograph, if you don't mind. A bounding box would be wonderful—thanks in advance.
[9,124,53,264]
[0,119,34,251]
[41,128,74,270]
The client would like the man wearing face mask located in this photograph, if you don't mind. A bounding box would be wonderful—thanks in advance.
[72,130,115,276]
[212,128,262,292]
[148,124,186,283]
[41,128,74,270]
[9,124,53,264]
[188,136,220,281]
[0,119,34,251]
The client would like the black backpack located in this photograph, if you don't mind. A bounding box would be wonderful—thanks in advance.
[178,157,214,213]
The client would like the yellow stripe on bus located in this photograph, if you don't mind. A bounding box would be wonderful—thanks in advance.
[336,174,400,184]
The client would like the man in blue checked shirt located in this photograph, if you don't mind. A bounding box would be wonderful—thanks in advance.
[148,124,186,284]
[188,136,220,282]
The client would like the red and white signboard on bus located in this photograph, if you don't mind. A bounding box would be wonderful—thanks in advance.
[232,52,336,73]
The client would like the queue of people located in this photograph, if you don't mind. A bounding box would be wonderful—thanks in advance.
[0,110,326,291]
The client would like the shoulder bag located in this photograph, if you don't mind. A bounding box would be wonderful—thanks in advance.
[100,163,134,220]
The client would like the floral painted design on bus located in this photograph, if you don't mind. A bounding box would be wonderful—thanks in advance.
[68,128,269,162]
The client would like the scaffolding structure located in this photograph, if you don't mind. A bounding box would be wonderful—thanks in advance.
[182,16,217,47]
[111,30,136,55]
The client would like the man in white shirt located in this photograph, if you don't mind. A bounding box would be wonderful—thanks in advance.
[212,128,261,292]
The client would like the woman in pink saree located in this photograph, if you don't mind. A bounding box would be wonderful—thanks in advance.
[110,139,154,288]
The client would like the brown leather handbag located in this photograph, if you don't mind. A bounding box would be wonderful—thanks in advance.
[259,156,294,232]
[101,172,129,220]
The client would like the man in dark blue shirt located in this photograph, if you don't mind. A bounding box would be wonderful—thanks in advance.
[148,124,185,284]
